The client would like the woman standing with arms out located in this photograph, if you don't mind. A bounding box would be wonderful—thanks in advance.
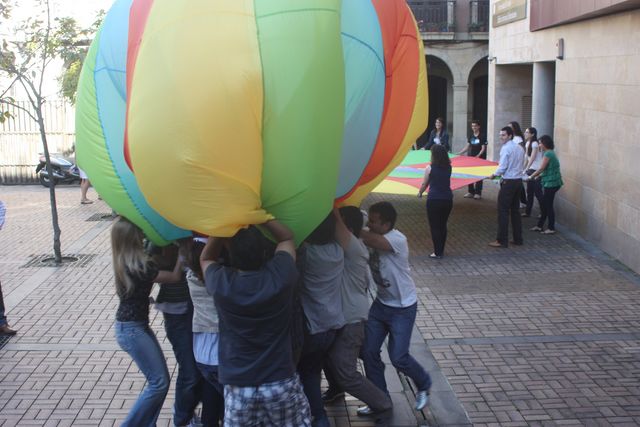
[425,117,450,152]
[111,217,183,427]
[418,144,453,259]
[521,127,544,217]
[528,135,563,234]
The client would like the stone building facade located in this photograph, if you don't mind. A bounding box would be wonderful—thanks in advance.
[409,0,490,152]
[487,0,640,273]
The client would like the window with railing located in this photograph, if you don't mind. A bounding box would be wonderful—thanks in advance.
[469,0,490,32]
[407,1,456,33]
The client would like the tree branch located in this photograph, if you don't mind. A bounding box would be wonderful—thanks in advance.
[0,75,19,98]
[0,98,37,121]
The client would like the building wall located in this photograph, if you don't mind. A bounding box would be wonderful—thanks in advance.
[488,64,532,150]
[488,3,640,273]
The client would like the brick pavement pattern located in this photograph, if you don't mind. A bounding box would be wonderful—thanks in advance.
[1,183,639,426]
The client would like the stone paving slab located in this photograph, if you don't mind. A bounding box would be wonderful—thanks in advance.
[2,183,640,426]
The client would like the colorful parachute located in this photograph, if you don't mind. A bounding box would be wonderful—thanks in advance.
[76,0,427,245]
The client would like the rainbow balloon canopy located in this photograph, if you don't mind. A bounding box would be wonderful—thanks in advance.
[373,151,498,195]
[76,0,427,245]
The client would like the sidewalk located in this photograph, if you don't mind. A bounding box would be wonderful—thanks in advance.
[1,184,639,426]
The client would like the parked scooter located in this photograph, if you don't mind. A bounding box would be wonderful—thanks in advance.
[35,153,80,187]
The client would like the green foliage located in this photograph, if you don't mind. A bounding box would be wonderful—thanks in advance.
[0,0,103,108]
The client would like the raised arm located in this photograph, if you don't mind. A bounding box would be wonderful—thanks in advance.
[155,257,184,284]
[333,208,352,250]
[263,219,296,261]
[200,237,225,276]
[360,229,393,252]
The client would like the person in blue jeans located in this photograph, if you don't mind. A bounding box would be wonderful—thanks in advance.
[360,202,431,415]
[296,213,345,427]
[151,244,202,426]
[111,217,184,427]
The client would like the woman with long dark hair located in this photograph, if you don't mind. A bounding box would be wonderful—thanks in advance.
[528,135,563,234]
[522,127,544,217]
[111,217,183,426]
[418,144,453,258]
[425,117,450,152]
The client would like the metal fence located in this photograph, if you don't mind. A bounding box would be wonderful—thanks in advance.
[469,0,490,32]
[0,99,75,184]
[408,1,456,32]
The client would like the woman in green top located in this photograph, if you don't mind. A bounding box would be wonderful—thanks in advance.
[528,135,563,234]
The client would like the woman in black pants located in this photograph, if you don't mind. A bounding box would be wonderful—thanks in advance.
[418,144,453,259]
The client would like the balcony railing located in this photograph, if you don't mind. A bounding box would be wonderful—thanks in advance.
[469,0,490,32]
[408,1,456,33]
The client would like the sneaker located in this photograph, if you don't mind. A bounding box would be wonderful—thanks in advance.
[415,390,429,410]
[463,193,473,198]
[519,203,527,209]
[529,226,543,232]
[488,240,507,248]
[357,405,374,416]
[473,194,481,200]
[0,324,17,336]
[429,253,442,259]
[541,229,556,235]
[321,389,345,403]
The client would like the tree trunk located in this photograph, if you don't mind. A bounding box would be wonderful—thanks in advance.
[37,109,62,265]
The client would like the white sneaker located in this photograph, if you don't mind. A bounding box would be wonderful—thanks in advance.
[463,193,473,198]
[473,194,481,200]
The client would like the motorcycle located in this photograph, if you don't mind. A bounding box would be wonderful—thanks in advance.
[35,153,81,187]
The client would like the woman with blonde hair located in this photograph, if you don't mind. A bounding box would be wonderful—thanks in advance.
[111,217,183,427]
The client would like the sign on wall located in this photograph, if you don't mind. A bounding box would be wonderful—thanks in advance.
[492,0,527,27]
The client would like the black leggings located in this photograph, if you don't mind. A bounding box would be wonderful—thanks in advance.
[426,199,453,256]
[538,186,561,230]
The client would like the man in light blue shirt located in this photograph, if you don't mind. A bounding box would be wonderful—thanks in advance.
[488,127,526,247]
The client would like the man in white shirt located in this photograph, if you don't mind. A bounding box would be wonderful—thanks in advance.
[359,201,431,415]
[488,127,526,248]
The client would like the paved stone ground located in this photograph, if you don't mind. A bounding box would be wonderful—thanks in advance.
[1,183,639,426]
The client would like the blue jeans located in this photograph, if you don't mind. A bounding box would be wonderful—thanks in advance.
[115,321,170,427]
[362,300,431,395]
[297,329,336,426]
[197,363,224,426]
[163,310,203,426]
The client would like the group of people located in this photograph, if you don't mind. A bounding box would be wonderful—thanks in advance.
[488,122,564,248]
[111,201,431,426]
[416,119,563,257]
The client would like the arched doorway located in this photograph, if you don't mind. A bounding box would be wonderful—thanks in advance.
[468,57,489,137]
[416,55,454,149]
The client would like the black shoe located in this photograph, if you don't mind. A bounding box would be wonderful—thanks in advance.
[509,240,523,246]
[321,389,344,403]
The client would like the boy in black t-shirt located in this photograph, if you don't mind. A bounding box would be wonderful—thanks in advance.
[458,120,488,200]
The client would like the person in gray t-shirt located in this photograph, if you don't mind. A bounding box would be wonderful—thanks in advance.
[322,207,392,420]
[297,213,345,427]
